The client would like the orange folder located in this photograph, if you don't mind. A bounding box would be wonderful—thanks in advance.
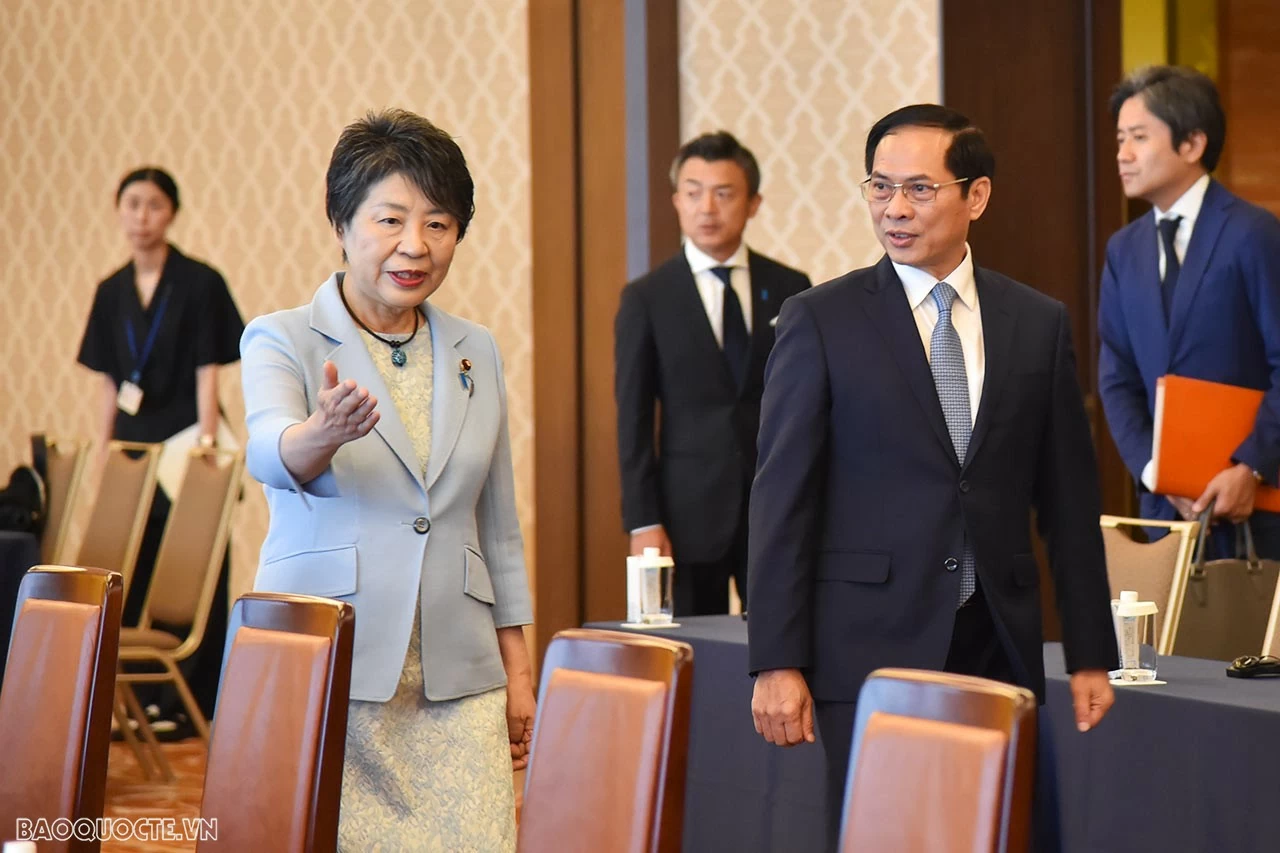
[1152,375,1280,511]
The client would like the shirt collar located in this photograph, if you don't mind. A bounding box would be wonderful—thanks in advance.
[684,239,749,276]
[1153,173,1211,223]
[893,243,977,311]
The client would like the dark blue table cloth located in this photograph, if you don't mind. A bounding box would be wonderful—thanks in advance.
[0,530,42,689]
[593,617,1280,853]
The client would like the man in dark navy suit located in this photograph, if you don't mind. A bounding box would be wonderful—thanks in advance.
[1099,65,1280,558]
[615,132,810,615]
[746,105,1117,850]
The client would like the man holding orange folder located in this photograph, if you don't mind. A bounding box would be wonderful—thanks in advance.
[1098,66,1280,558]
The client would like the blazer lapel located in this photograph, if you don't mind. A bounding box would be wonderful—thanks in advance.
[310,274,423,487]
[423,304,471,493]
[861,257,957,464]
[1129,215,1172,369]
[746,251,776,396]
[1167,180,1231,349]
[964,269,1014,467]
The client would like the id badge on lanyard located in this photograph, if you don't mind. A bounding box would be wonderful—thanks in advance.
[118,291,170,415]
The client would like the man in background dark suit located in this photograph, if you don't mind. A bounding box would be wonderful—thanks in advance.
[615,131,810,615]
[746,105,1117,850]
[1099,65,1280,558]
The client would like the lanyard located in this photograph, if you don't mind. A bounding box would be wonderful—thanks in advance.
[125,289,170,384]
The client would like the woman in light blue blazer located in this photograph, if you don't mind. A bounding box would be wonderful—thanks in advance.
[240,109,534,851]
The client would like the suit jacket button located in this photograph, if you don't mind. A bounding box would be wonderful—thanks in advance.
[944,557,959,572]
[959,480,971,493]
[413,517,431,534]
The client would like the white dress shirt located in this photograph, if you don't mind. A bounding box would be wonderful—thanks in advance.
[892,245,984,428]
[685,239,753,345]
[1141,173,1212,491]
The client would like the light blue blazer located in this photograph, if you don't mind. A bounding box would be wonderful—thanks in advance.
[240,273,533,701]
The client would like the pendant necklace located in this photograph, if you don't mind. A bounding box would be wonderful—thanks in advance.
[339,281,421,367]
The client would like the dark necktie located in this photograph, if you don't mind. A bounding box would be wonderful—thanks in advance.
[712,266,749,390]
[1158,215,1183,321]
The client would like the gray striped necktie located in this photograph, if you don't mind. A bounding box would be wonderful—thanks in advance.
[930,281,976,606]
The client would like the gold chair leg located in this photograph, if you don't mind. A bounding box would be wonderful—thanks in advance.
[120,682,175,783]
[113,691,155,781]
[161,656,211,742]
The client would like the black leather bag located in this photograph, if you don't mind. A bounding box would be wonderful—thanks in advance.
[0,435,48,535]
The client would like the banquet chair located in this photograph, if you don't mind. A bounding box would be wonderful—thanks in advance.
[196,592,354,852]
[115,447,242,781]
[1100,515,1199,654]
[518,628,693,853]
[0,566,123,853]
[839,668,1038,853]
[37,435,90,564]
[76,440,160,596]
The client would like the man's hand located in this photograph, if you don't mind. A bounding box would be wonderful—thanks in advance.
[751,668,815,747]
[1069,669,1114,733]
[1193,463,1258,523]
[1167,495,1198,521]
[630,525,672,557]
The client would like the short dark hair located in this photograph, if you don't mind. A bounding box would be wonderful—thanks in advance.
[670,131,762,196]
[326,109,476,240]
[1109,65,1225,171]
[116,167,180,212]
[864,104,995,197]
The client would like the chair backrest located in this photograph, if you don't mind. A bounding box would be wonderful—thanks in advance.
[138,448,243,655]
[198,592,354,853]
[1264,576,1280,658]
[518,628,693,853]
[1100,515,1199,654]
[841,668,1038,853]
[0,566,123,852]
[39,437,89,564]
[76,441,159,595]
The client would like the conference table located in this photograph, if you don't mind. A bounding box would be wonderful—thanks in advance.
[0,530,42,688]
[593,616,1280,853]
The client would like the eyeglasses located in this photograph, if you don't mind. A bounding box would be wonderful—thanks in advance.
[859,177,971,204]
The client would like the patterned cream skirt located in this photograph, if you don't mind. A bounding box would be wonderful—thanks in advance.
[338,606,515,852]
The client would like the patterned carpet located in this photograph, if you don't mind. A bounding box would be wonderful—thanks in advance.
[102,740,525,851]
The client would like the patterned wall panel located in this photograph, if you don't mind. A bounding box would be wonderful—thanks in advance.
[0,0,533,601]
[678,0,941,284]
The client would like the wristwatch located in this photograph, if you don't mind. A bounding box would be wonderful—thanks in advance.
[1252,469,1266,485]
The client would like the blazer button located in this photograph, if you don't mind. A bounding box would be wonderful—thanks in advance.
[944,557,959,572]
[413,517,431,535]
[959,480,971,494]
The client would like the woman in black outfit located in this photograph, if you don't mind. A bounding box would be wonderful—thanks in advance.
[76,167,244,730]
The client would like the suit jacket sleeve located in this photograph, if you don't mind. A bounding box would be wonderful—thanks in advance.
[1231,214,1280,483]
[240,315,340,505]
[1036,305,1118,673]
[477,331,535,628]
[747,295,831,674]
[1097,244,1154,483]
[614,282,663,531]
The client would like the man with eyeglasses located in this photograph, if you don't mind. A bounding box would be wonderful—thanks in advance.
[1099,66,1280,559]
[746,104,1117,851]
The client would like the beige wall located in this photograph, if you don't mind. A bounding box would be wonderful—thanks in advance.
[679,0,941,284]
[0,0,533,601]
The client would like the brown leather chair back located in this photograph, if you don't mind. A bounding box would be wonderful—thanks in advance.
[0,566,123,853]
[840,668,1038,853]
[77,441,159,595]
[39,437,89,564]
[141,448,242,635]
[518,628,693,853]
[197,592,354,853]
